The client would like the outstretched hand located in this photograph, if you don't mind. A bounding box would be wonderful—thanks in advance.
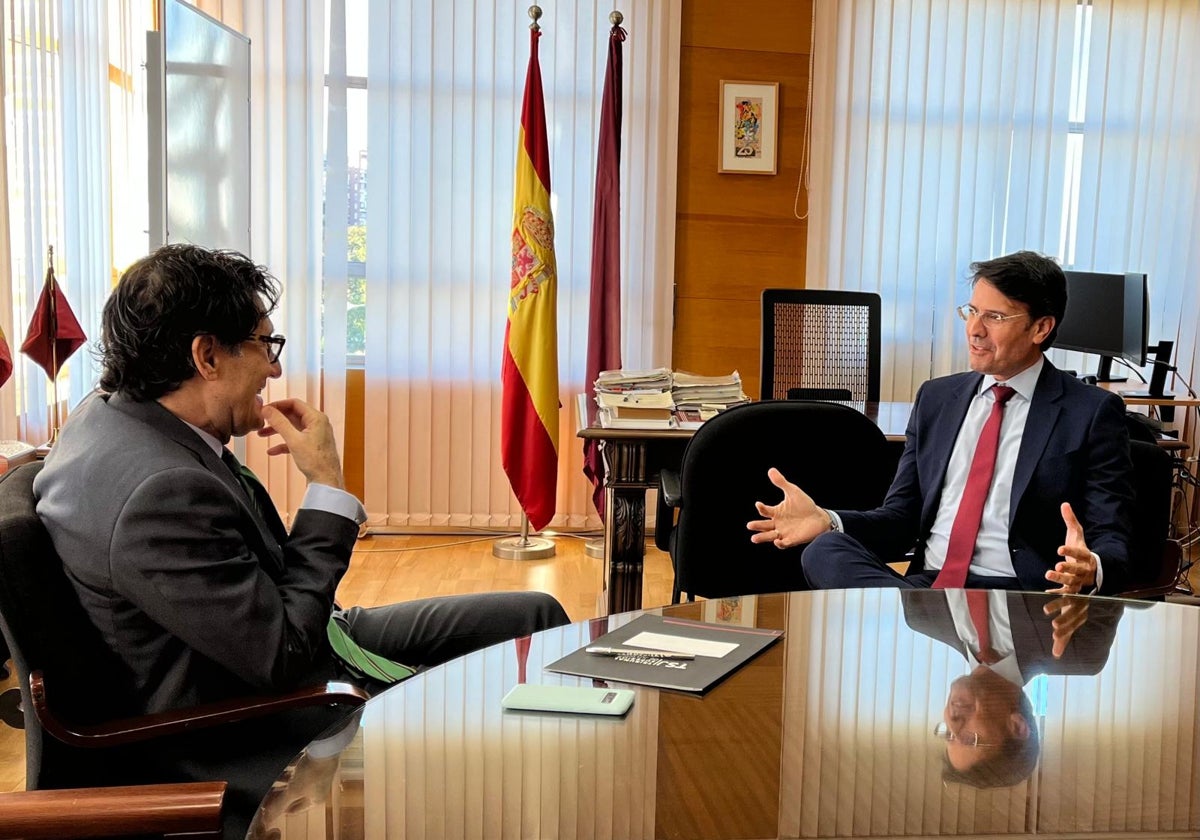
[1044,502,1096,594]
[1043,594,1089,658]
[258,398,346,489]
[746,467,830,549]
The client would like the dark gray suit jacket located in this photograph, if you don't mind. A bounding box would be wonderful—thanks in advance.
[33,392,358,715]
[839,360,1135,594]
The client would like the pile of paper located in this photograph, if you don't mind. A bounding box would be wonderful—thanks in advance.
[593,368,676,429]
[671,370,750,428]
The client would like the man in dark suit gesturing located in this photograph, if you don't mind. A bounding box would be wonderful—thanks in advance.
[34,244,569,835]
[748,251,1135,595]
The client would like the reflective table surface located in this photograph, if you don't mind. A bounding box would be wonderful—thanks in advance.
[250,590,1200,839]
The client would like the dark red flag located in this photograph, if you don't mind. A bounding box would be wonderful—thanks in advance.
[0,325,13,387]
[582,21,626,518]
[21,258,86,380]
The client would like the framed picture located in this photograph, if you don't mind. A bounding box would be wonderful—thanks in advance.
[703,595,759,627]
[718,80,779,175]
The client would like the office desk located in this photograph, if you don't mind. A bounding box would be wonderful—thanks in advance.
[249,589,1200,840]
[576,400,912,614]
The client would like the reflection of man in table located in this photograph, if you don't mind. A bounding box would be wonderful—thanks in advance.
[903,589,1123,787]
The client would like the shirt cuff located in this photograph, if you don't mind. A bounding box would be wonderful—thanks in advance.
[1091,551,1103,592]
[303,483,367,525]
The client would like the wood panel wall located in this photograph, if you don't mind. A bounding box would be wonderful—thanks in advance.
[673,0,813,401]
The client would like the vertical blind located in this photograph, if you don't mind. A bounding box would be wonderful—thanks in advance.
[808,0,1200,407]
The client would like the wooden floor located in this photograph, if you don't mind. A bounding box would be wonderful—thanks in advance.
[0,533,675,793]
[2,535,1198,795]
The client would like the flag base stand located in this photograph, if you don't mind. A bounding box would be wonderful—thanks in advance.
[584,539,605,559]
[493,514,556,560]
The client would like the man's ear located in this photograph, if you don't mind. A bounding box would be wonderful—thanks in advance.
[1031,316,1055,346]
[191,334,221,381]
[1007,712,1031,741]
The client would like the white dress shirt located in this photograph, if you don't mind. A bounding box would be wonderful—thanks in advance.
[946,588,1024,686]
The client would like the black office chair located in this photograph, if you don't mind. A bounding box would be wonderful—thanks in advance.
[760,289,882,402]
[1118,439,1183,598]
[0,462,368,838]
[657,400,895,602]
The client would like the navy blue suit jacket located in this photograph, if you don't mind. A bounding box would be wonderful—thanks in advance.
[838,360,1134,594]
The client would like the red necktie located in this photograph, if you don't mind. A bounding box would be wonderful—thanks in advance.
[966,589,1001,664]
[933,385,1016,589]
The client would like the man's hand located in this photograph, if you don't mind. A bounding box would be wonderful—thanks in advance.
[258,398,346,489]
[1043,594,1090,658]
[1044,502,1097,594]
[747,467,830,549]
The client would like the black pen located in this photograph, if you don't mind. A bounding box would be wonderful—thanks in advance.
[585,646,695,661]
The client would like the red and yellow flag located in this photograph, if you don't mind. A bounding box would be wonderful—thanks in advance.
[501,28,559,531]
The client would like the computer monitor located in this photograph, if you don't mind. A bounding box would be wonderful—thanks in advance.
[1054,270,1148,382]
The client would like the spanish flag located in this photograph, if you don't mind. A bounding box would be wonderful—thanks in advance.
[501,27,559,531]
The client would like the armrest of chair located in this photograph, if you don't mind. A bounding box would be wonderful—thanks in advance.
[1116,538,1183,600]
[654,468,682,552]
[0,781,226,839]
[31,671,369,749]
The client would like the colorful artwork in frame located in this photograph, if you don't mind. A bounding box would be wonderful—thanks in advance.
[702,595,759,627]
[718,80,779,175]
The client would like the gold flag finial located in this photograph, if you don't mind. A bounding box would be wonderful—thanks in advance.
[528,5,542,31]
[609,10,623,26]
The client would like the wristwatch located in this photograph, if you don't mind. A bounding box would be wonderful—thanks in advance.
[824,508,842,533]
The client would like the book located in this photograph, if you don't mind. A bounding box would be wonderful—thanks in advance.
[595,390,675,411]
[544,613,783,693]
[0,440,36,475]
[596,408,677,430]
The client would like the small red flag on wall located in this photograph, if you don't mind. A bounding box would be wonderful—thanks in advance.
[0,324,13,387]
[21,254,85,380]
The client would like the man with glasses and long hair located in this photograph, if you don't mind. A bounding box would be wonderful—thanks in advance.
[34,243,569,838]
[749,250,1135,595]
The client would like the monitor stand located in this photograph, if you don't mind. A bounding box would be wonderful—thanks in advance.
[1094,355,1126,383]
[1125,340,1176,421]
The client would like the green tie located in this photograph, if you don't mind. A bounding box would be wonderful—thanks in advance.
[326,616,415,684]
[221,449,415,685]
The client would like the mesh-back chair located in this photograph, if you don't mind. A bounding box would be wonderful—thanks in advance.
[761,289,882,402]
[657,401,894,602]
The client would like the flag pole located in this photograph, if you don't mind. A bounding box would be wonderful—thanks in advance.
[493,512,556,560]
[495,1,557,562]
[46,245,61,446]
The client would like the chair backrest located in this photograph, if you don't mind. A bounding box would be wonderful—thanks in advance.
[1123,439,1178,595]
[672,400,894,599]
[761,289,882,402]
[0,462,134,788]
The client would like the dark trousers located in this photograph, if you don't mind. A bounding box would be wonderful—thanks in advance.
[340,590,570,669]
[801,531,1022,590]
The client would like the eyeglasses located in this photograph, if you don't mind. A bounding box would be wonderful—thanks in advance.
[248,333,286,364]
[932,722,997,748]
[956,304,1031,326]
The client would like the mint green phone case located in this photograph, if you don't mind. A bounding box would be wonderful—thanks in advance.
[501,683,635,716]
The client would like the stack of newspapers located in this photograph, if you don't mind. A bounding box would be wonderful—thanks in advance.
[671,371,750,429]
[593,368,675,429]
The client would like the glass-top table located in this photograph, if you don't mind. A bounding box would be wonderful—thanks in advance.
[249,589,1200,839]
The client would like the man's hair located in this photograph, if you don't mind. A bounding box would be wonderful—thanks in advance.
[969,250,1067,350]
[99,244,281,400]
[941,692,1040,789]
